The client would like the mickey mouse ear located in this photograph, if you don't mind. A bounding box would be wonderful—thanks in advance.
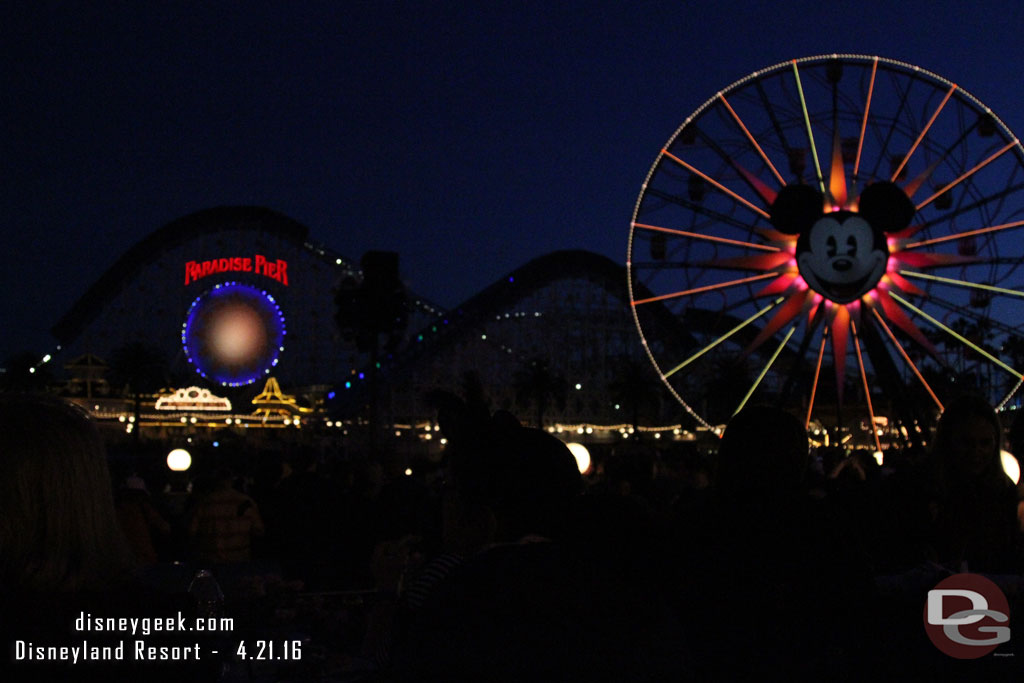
[769,184,823,235]
[858,182,915,233]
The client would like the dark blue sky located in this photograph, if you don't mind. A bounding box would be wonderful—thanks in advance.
[4,0,1023,362]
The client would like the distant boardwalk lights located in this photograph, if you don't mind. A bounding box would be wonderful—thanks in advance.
[155,387,232,412]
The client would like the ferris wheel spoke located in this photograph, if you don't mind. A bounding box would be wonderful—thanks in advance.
[778,300,825,407]
[898,270,1024,299]
[661,149,770,219]
[853,57,878,181]
[631,273,777,305]
[691,125,780,204]
[867,68,915,180]
[631,261,717,271]
[902,219,1024,250]
[717,93,787,186]
[744,290,811,355]
[902,115,985,198]
[632,222,780,252]
[733,323,798,417]
[828,129,848,207]
[805,326,828,428]
[923,294,1021,339]
[664,297,785,378]
[791,61,825,193]
[643,187,762,234]
[889,292,1023,379]
[831,305,852,407]
[751,79,796,169]
[712,295,778,321]
[756,272,800,297]
[916,140,1019,210]
[704,251,793,271]
[874,289,934,351]
[871,308,944,411]
[968,257,1024,268]
[891,83,958,182]
[914,181,1024,233]
[851,320,883,452]
[891,251,978,269]
[903,157,945,200]
[873,297,963,389]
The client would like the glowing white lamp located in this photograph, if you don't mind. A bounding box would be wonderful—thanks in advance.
[566,442,591,475]
[1000,450,1021,485]
[167,448,192,472]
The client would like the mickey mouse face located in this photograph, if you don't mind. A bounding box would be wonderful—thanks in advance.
[798,212,887,304]
[770,182,915,305]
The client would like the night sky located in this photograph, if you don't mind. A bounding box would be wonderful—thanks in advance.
[5,0,1024,363]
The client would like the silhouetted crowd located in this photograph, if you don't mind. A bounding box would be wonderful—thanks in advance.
[2,393,1023,681]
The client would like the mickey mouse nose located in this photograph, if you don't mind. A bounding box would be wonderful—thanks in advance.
[833,258,852,272]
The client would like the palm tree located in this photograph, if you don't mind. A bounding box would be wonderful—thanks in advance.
[109,342,168,442]
[334,252,409,448]
[607,356,661,435]
[513,358,567,429]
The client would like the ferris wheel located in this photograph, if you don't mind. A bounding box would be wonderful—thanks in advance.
[627,54,1024,442]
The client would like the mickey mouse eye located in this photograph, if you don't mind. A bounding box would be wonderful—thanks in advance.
[846,234,857,255]
[826,235,837,257]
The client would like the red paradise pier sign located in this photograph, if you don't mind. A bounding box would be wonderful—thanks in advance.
[185,255,288,286]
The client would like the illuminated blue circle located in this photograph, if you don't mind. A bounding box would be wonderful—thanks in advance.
[181,282,286,386]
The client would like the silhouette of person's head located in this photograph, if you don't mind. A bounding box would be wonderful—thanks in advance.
[715,405,809,502]
[212,467,236,491]
[0,394,134,591]
[934,394,1003,481]
[448,410,582,542]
